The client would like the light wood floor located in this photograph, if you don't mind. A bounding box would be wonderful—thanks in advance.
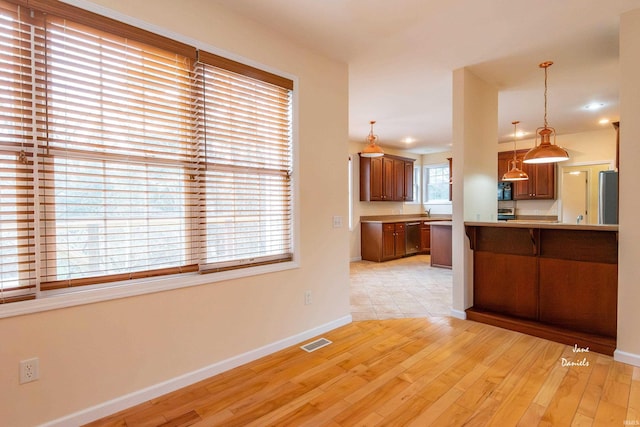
[87,318,640,427]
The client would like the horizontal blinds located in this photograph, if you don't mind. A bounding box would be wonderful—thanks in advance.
[18,0,197,60]
[0,0,296,298]
[39,15,198,289]
[0,2,44,302]
[195,61,293,271]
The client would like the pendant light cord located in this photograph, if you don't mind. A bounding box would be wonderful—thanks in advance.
[543,66,548,128]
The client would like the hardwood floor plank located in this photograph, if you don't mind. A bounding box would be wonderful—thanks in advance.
[85,319,637,427]
[539,347,594,426]
[576,355,613,420]
[627,367,640,424]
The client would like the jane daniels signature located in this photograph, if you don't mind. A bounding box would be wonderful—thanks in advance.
[561,344,590,367]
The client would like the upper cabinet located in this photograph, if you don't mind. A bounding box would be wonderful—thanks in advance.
[498,149,555,200]
[360,154,415,201]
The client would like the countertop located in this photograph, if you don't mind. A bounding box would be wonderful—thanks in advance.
[465,220,618,232]
[429,221,452,226]
[360,214,451,224]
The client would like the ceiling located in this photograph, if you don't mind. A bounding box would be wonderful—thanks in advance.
[214,0,640,153]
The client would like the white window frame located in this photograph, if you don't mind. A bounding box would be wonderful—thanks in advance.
[423,163,451,204]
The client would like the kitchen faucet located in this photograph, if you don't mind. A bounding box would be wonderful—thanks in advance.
[425,208,431,218]
[576,214,584,224]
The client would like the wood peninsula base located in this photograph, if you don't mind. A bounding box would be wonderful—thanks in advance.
[465,222,618,355]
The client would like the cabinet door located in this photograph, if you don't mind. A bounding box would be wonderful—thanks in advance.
[382,224,396,260]
[513,154,531,199]
[420,223,431,253]
[392,159,405,201]
[512,150,556,200]
[394,223,406,257]
[404,162,414,201]
[532,162,555,199]
[382,157,395,200]
[369,157,384,201]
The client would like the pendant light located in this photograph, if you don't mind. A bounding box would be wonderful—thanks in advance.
[361,120,384,158]
[502,121,529,181]
[523,61,570,164]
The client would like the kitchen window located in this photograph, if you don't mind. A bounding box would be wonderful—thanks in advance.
[0,0,294,304]
[423,164,450,203]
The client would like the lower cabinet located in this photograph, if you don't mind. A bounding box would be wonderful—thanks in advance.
[420,221,431,253]
[362,222,405,262]
[430,223,452,268]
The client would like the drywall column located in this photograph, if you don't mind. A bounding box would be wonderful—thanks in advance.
[450,68,498,318]
[616,8,640,367]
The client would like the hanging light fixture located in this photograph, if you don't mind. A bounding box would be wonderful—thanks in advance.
[523,61,570,164]
[361,120,384,158]
[502,121,529,181]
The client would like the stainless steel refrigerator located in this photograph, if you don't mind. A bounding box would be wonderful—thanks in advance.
[598,170,618,224]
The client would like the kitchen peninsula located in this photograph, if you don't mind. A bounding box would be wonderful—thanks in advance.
[464,221,618,355]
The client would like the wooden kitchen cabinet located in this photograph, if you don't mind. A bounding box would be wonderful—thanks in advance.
[362,222,406,262]
[420,221,431,253]
[497,151,515,182]
[430,222,452,268]
[508,149,555,199]
[498,149,555,198]
[360,154,415,201]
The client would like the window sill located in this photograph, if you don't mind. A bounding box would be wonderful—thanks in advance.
[0,260,299,319]
[425,201,452,205]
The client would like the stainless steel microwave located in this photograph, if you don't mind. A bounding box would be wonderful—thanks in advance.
[498,182,512,200]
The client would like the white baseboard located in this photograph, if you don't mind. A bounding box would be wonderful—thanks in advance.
[450,309,467,320]
[614,349,640,367]
[41,315,352,427]
[350,256,362,262]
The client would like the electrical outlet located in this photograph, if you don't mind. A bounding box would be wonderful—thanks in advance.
[332,215,343,228]
[19,357,39,384]
[304,290,312,305]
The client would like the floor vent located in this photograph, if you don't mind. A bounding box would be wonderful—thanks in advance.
[300,338,332,352]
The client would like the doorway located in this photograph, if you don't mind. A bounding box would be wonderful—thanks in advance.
[560,163,611,224]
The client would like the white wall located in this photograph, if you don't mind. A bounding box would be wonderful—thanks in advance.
[0,1,351,425]
[617,8,640,366]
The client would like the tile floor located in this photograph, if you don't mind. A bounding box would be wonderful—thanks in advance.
[350,254,453,320]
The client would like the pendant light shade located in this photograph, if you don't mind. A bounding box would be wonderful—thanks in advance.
[523,61,569,164]
[361,120,384,158]
[502,121,529,181]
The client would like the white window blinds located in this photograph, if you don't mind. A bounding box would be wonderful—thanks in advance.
[195,52,293,272]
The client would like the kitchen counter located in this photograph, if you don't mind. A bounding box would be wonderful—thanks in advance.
[361,214,451,224]
[465,220,618,232]
[464,222,618,355]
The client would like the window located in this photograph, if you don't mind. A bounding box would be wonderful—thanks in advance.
[412,165,421,203]
[0,0,294,303]
[423,164,450,203]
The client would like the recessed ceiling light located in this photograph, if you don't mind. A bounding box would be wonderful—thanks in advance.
[402,137,415,144]
[584,102,605,110]
[515,131,527,138]
[599,118,610,125]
